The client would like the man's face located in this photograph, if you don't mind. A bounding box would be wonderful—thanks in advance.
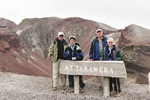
[69,39,75,46]
[96,31,103,38]
[58,35,64,41]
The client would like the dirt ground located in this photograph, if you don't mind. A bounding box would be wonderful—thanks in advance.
[0,72,149,100]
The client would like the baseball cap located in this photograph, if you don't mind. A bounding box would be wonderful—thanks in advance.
[58,32,64,36]
[69,35,76,41]
[96,29,103,33]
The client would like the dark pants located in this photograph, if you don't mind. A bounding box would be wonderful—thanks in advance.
[69,75,85,88]
[109,77,121,93]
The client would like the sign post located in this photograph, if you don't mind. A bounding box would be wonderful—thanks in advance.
[74,75,80,94]
[103,77,110,97]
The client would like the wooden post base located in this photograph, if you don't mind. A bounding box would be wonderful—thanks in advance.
[74,75,80,94]
[103,77,110,97]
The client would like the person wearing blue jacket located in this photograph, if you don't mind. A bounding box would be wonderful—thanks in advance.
[64,36,85,93]
[89,29,107,90]
[89,29,108,61]
[105,37,123,96]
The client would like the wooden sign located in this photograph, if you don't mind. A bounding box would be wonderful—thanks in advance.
[59,60,127,78]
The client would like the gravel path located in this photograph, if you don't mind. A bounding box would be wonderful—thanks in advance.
[0,72,149,100]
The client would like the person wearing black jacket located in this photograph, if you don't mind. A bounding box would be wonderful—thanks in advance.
[64,36,85,92]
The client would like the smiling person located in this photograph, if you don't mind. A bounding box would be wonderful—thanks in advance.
[89,29,108,90]
[64,36,85,93]
[89,29,108,61]
[48,31,68,91]
[105,37,123,97]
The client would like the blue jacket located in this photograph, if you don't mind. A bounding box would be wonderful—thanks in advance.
[89,36,107,60]
[64,44,84,60]
[105,45,123,61]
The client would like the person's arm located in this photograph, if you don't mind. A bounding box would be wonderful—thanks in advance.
[64,47,72,60]
[48,42,54,58]
[76,50,84,60]
[89,41,94,60]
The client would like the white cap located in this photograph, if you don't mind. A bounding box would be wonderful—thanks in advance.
[96,29,103,33]
[58,31,64,36]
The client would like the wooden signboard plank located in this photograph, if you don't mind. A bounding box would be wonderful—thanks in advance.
[59,60,127,78]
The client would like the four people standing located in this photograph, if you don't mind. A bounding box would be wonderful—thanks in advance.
[48,29,123,96]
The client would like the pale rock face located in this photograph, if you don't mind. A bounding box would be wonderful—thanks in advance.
[16,30,22,35]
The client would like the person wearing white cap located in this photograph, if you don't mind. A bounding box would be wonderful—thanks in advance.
[89,28,108,61]
[57,31,64,37]
[89,29,108,90]
[48,31,68,91]
[64,36,85,93]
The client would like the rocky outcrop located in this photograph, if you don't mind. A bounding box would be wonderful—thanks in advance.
[0,18,16,31]
[119,24,150,84]
[0,28,19,52]
[0,24,52,77]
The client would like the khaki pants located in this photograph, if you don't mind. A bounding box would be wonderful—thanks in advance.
[52,61,66,88]
[97,57,103,88]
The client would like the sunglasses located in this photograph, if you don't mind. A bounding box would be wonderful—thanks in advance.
[59,35,64,37]
[108,42,113,43]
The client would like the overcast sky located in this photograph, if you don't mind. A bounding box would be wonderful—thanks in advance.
[0,0,150,29]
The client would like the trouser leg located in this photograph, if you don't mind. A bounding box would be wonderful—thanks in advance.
[79,75,85,88]
[52,62,59,88]
[58,60,66,87]
[109,77,113,92]
[69,75,74,87]
[113,78,121,93]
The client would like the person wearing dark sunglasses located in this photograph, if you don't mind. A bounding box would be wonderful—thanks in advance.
[48,31,68,91]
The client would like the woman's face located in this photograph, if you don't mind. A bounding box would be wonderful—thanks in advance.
[108,41,113,47]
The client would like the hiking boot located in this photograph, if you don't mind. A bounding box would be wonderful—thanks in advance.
[80,88,84,93]
[110,91,115,96]
[63,86,66,90]
[70,88,74,92]
[110,91,113,96]
[115,92,121,97]
[53,87,57,91]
